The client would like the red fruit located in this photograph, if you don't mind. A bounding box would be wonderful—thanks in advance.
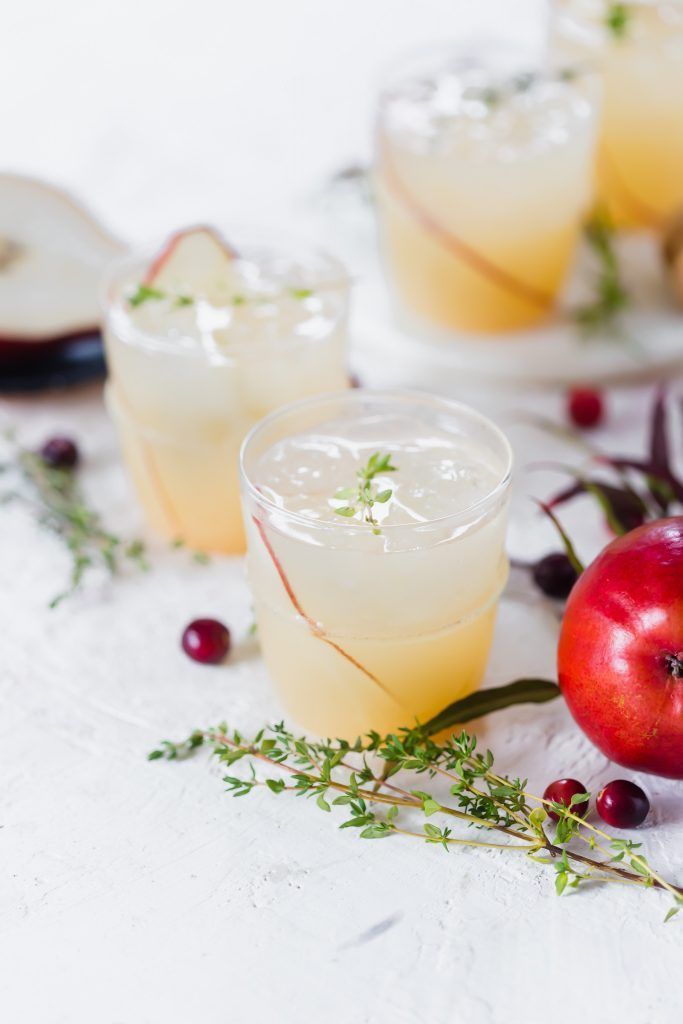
[596,780,649,829]
[558,518,683,778]
[543,778,589,821]
[181,618,231,664]
[40,436,79,468]
[567,387,604,429]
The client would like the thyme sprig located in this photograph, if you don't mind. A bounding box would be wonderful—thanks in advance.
[605,2,631,39]
[334,451,398,534]
[151,722,682,920]
[574,211,629,335]
[0,435,148,607]
[128,283,320,310]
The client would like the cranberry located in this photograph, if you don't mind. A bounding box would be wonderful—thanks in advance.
[567,388,604,429]
[596,780,649,829]
[532,552,578,599]
[181,618,231,664]
[40,436,79,468]
[543,778,589,821]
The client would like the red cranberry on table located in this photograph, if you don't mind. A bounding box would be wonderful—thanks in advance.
[596,780,650,829]
[181,618,231,664]
[543,778,589,821]
[567,387,604,429]
[40,436,79,468]
[532,553,578,599]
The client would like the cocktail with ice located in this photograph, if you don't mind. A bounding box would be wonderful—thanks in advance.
[240,390,512,738]
[102,227,350,553]
[375,46,599,334]
[552,0,683,228]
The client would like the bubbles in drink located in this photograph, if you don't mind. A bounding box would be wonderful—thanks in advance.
[254,410,504,526]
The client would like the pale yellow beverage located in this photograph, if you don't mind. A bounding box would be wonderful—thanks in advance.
[240,391,512,738]
[102,227,350,553]
[375,46,599,334]
[553,1,683,228]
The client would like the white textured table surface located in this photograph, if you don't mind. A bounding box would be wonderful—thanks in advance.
[2,2,682,1022]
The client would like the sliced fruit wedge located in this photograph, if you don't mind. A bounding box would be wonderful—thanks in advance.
[144,226,239,305]
[0,174,125,360]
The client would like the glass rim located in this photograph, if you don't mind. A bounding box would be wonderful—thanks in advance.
[375,36,601,118]
[239,388,513,536]
[99,223,351,358]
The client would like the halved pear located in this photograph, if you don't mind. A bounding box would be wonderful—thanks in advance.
[145,226,238,304]
[0,174,125,360]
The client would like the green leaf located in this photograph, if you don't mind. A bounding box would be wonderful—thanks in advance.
[422,678,560,735]
[535,501,585,575]
[375,489,392,503]
[359,824,392,839]
[664,905,681,924]
[334,487,356,500]
[423,823,441,838]
[129,283,165,307]
[529,807,548,829]
[266,778,285,794]
[569,791,590,807]
[555,873,568,896]
[605,2,630,39]
[147,749,164,761]
[316,793,331,812]
[422,798,440,817]
[339,815,373,829]
[335,506,357,517]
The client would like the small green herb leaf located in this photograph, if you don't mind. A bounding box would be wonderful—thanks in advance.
[332,451,398,532]
[129,283,165,307]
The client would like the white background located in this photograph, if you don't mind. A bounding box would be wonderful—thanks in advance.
[2,3,682,1023]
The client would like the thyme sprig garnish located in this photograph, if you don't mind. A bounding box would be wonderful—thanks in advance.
[605,2,631,40]
[129,283,194,308]
[150,721,682,920]
[334,451,398,534]
[0,435,148,607]
[128,283,320,310]
[466,66,581,110]
[574,211,629,335]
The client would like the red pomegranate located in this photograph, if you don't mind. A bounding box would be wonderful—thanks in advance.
[558,517,683,779]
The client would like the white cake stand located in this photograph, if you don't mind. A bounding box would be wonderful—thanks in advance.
[350,232,683,393]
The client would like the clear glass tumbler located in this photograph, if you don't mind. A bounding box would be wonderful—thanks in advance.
[551,0,683,228]
[102,228,350,553]
[375,42,600,334]
[240,389,512,738]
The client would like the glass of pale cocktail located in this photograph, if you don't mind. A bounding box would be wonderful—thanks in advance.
[552,0,683,228]
[375,44,599,334]
[102,226,350,554]
[240,390,512,738]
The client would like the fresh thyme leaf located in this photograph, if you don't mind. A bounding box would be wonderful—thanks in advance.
[605,2,630,39]
[152,720,683,915]
[333,451,398,534]
[0,436,148,606]
[574,211,629,335]
[290,287,313,300]
[129,283,165,307]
